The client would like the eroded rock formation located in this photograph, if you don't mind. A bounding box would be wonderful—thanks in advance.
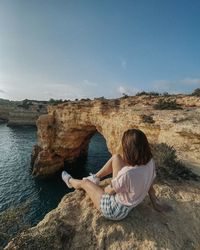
[31,95,200,177]
[5,179,200,250]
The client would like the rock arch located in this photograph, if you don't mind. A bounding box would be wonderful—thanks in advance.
[31,96,200,177]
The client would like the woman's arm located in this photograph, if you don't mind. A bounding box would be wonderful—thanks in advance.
[148,184,173,212]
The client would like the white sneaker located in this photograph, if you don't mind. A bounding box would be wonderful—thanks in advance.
[83,173,100,185]
[62,171,73,188]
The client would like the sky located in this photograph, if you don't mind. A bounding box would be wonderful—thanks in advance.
[0,0,200,101]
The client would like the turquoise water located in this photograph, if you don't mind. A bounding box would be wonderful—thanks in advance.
[0,123,111,225]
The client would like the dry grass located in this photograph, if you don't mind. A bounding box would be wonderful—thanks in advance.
[152,143,199,181]
[153,99,182,110]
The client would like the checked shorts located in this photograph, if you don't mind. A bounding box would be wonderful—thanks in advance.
[100,193,133,221]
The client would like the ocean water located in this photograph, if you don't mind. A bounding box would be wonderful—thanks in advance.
[0,123,111,226]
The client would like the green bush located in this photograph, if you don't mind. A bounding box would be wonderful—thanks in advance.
[136,91,160,96]
[153,99,182,110]
[17,99,33,109]
[141,115,155,123]
[163,92,169,96]
[80,98,91,101]
[122,93,129,98]
[191,88,200,96]
[49,99,63,105]
[152,143,199,181]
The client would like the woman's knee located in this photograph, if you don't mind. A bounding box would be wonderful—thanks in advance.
[81,179,100,190]
[80,179,90,187]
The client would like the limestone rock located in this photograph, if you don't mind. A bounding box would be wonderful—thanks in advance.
[5,179,200,250]
[32,150,64,177]
[7,104,47,126]
[31,95,200,177]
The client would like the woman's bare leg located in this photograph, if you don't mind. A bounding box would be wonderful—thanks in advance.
[95,154,126,179]
[69,178,104,210]
[65,155,126,211]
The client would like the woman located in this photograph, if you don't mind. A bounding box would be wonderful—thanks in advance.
[62,129,172,220]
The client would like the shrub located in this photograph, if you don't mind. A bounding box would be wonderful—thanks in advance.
[191,88,200,97]
[141,115,155,123]
[152,143,199,181]
[80,98,91,101]
[94,97,106,100]
[163,92,169,96]
[49,99,63,105]
[17,99,33,109]
[136,91,160,96]
[153,99,182,110]
[136,91,145,96]
[122,93,129,98]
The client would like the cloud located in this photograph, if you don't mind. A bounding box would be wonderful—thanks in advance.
[153,78,200,92]
[41,83,95,100]
[0,72,101,100]
[153,80,172,91]
[117,85,138,96]
[83,80,98,87]
[182,78,200,85]
[0,80,95,101]
[118,86,126,94]
[121,60,127,70]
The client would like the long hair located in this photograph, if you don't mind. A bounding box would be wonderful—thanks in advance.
[122,129,152,166]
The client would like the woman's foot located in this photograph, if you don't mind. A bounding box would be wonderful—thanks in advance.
[83,173,100,185]
[62,171,73,188]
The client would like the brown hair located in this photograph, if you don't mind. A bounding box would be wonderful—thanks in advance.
[122,129,152,166]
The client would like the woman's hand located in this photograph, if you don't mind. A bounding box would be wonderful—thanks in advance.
[104,184,116,195]
[148,184,173,212]
[152,200,173,212]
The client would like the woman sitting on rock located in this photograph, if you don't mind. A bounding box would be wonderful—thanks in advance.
[62,129,171,221]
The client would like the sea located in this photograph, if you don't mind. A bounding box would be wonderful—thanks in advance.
[0,123,111,226]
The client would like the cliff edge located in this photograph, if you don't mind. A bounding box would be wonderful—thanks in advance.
[5,179,200,250]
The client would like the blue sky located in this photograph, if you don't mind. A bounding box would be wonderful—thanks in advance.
[0,0,200,100]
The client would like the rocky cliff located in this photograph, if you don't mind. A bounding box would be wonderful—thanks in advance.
[0,99,47,126]
[5,178,200,250]
[0,100,14,122]
[31,95,200,177]
[5,94,200,250]
[7,103,47,126]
